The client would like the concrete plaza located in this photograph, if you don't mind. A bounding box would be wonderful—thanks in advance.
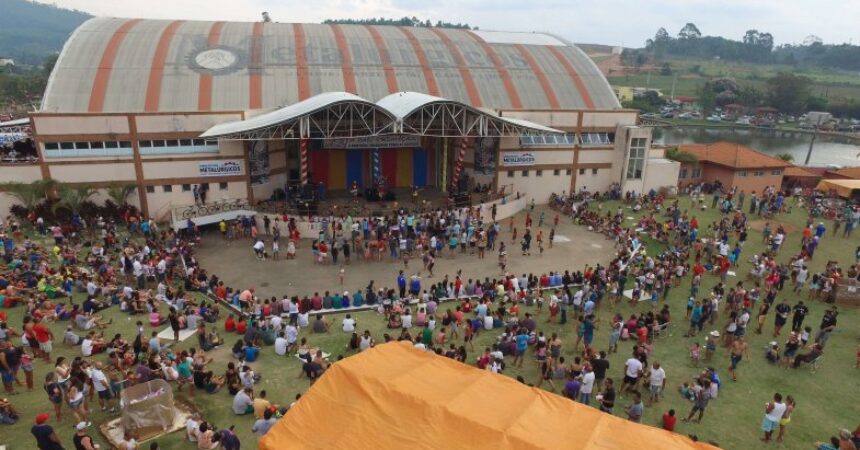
[196,206,614,298]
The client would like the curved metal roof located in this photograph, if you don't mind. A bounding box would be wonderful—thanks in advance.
[41,18,620,114]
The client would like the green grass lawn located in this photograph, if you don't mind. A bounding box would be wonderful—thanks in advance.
[1,197,859,450]
[608,59,860,103]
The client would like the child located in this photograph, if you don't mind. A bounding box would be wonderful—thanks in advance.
[704,331,718,362]
[689,342,701,367]
[286,240,296,259]
[20,352,34,390]
[549,228,555,248]
[679,382,695,401]
[272,240,280,260]
[800,326,811,345]
[339,265,345,286]
[662,409,676,432]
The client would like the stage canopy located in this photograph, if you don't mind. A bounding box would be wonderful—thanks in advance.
[200,91,563,140]
[259,342,721,450]
[816,179,860,198]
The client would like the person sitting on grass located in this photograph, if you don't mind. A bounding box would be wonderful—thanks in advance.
[232,387,255,415]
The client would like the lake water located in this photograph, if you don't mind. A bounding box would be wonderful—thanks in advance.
[652,127,860,167]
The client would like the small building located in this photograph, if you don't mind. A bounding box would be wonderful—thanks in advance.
[806,111,832,126]
[676,141,790,194]
[782,165,821,189]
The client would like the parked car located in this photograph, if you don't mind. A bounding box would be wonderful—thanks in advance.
[736,117,751,125]
[661,112,675,118]
[707,115,722,122]
[641,112,658,119]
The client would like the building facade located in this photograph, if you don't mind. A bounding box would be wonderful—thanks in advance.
[676,142,789,194]
[1,18,677,218]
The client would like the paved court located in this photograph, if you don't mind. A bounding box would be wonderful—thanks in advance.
[196,206,614,298]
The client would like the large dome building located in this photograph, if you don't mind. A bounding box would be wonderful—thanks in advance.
[4,18,678,219]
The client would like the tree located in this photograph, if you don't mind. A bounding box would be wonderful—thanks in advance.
[776,153,794,162]
[743,30,760,46]
[737,85,764,107]
[105,183,136,206]
[766,72,812,115]
[52,185,96,215]
[665,147,699,164]
[0,179,55,212]
[697,81,718,115]
[654,27,671,43]
[678,23,701,40]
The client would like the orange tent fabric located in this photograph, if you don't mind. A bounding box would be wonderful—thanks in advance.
[260,342,720,450]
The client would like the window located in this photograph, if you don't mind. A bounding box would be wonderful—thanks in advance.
[754,171,765,177]
[579,168,586,175]
[105,141,119,149]
[692,167,702,178]
[521,170,529,177]
[625,137,647,180]
[60,142,74,150]
[507,170,514,178]
[592,168,598,175]
[182,184,191,192]
[74,142,89,149]
[565,169,572,175]
[679,168,688,179]
[145,186,155,193]
[737,171,747,177]
[580,132,613,145]
[520,133,578,147]
[201,183,209,190]
[536,170,543,177]
[162,185,173,193]
[119,141,132,148]
[771,169,782,176]
[44,143,59,150]
[553,169,560,176]
[219,182,228,190]
[138,138,218,155]
[43,140,132,158]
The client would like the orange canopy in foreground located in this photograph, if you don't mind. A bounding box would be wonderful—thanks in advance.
[816,179,860,198]
[260,342,720,450]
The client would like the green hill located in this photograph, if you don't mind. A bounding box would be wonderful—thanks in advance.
[0,0,91,65]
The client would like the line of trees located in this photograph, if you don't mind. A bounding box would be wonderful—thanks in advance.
[323,17,474,30]
[1,180,137,223]
[644,23,860,71]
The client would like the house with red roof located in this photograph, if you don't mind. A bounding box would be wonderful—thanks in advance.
[676,141,790,194]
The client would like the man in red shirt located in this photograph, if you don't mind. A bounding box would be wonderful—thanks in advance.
[32,320,54,362]
[662,409,677,431]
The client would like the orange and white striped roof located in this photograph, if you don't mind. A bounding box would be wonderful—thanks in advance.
[41,17,620,114]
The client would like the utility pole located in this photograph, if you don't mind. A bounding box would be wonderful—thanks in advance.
[670,73,677,102]
[803,115,823,166]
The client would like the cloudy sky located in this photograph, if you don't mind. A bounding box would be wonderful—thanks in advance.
[40,0,859,47]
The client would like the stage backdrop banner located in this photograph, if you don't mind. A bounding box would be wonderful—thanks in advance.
[501,152,537,167]
[412,148,428,187]
[323,135,420,149]
[198,160,243,177]
[346,149,364,188]
[328,150,347,190]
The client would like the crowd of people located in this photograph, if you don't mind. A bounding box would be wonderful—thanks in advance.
[1,178,860,449]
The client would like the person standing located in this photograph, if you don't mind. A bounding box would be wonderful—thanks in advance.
[647,362,666,405]
[626,391,644,423]
[73,421,97,450]
[682,379,711,423]
[776,395,795,443]
[761,392,787,443]
[815,307,838,348]
[791,301,808,332]
[728,337,750,382]
[31,413,64,450]
[580,364,595,405]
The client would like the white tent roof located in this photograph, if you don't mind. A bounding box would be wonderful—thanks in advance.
[201,92,394,138]
[202,91,563,139]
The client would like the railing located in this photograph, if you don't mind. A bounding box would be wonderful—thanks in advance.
[172,198,252,221]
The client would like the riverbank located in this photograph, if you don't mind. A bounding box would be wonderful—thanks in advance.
[646,119,860,142]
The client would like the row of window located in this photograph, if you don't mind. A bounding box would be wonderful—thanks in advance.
[519,132,614,147]
[144,182,229,194]
[506,168,599,177]
[737,170,782,177]
[678,168,703,179]
[138,139,218,154]
[42,139,218,157]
